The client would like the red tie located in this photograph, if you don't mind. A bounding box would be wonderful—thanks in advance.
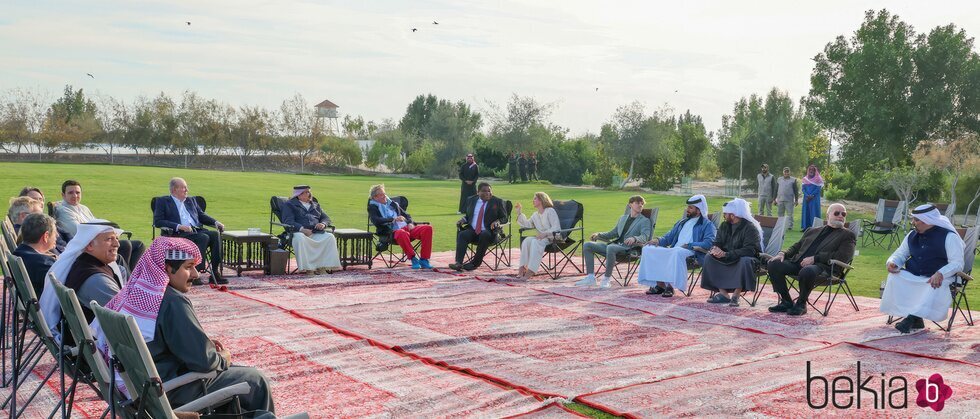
[475,202,486,234]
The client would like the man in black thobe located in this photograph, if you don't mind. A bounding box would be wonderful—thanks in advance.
[458,153,479,214]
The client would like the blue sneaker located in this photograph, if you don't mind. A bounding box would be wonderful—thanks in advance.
[411,257,421,269]
[419,259,432,269]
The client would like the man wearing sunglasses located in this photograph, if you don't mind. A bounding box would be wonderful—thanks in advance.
[766,203,856,316]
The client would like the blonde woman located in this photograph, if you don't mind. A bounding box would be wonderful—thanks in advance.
[515,192,561,279]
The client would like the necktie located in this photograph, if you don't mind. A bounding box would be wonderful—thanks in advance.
[475,201,486,234]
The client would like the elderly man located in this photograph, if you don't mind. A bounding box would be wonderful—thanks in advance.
[39,221,128,342]
[699,198,763,307]
[281,185,340,274]
[450,182,508,271]
[12,213,58,297]
[154,177,226,284]
[8,195,42,228]
[12,190,69,253]
[54,179,146,268]
[880,204,965,333]
[368,184,434,269]
[637,195,716,297]
[767,203,857,316]
[773,167,799,230]
[576,195,652,288]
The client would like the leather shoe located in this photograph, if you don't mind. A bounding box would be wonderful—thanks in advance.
[646,286,665,295]
[768,300,793,313]
[449,263,464,272]
[661,286,674,297]
[462,263,478,271]
[787,304,808,316]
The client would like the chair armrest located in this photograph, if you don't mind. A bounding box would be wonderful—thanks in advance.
[271,222,296,232]
[120,231,133,240]
[759,253,775,261]
[518,227,536,233]
[956,271,973,283]
[163,371,218,392]
[159,227,175,236]
[829,259,854,270]
[174,382,250,413]
[692,246,709,254]
[415,221,430,225]
[281,413,310,419]
[326,225,336,232]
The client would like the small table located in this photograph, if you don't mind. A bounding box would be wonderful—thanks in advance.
[333,228,374,270]
[221,230,279,276]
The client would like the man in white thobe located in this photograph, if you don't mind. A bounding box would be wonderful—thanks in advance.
[281,185,341,274]
[880,204,965,333]
[637,195,717,297]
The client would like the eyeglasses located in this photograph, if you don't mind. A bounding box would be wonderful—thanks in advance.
[833,211,846,217]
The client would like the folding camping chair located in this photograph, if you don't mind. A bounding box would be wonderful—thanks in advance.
[460,199,513,271]
[367,196,427,268]
[150,196,210,239]
[940,226,977,333]
[743,215,787,306]
[269,196,334,274]
[861,199,907,248]
[1,217,17,252]
[594,207,659,287]
[521,200,584,279]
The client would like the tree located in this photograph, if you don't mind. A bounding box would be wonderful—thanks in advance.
[0,87,50,154]
[915,131,980,216]
[39,85,101,159]
[486,94,560,153]
[602,101,647,187]
[230,106,269,171]
[426,99,482,177]
[93,93,129,163]
[676,110,710,176]
[278,93,324,172]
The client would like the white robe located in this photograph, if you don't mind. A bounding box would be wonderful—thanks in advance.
[879,231,964,322]
[292,232,341,271]
[636,246,695,290]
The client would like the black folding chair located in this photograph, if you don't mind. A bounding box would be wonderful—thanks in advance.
[594,207,658,287]
[861,199,906,248]
[460,200,513,271]
[521,200,584,279]
[269,196,334,274]
[937,226,977,333]
[367,196,427,268]
[150,196,209,239]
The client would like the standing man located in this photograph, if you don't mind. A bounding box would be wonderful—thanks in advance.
[880,204,965,333]
[508,152,518,184]
[767,203,856,316]
[518,153,528,182]
[757,164,776,216]
[773,167,799,230]
[450,182,508,271]
[458,153,479,214]
[529,152,539,181]
[153,177,226,284]
[53,179,146,268]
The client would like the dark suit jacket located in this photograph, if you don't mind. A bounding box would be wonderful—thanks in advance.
[368,199,413,236]
[784,225,856,271]
[154,196,216,231]
[13,243,56,298]
[281,197,331,231]
[462,195,508,233]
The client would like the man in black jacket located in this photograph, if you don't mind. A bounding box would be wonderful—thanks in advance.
[280,185,340,273]
[450,182,508,271]
[12,213,58,297]
[458,153,479,214]
[767,203,856,316]
[153,177,226,284]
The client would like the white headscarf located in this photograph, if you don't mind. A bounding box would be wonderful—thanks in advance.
[686,195,709,220]
[911,204,961,239]
[723,198,764,248]
[39,220,123,340]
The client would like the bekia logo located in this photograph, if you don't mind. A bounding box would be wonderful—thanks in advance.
[806,362,953,412]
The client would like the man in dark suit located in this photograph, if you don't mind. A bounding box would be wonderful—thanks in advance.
[450,182,508,271]
[518,153,528,182]
[766,203,857,316]
[507,152,518,183]
[458,153,479,214]
[12,213,58,297]
[153,177,227,284]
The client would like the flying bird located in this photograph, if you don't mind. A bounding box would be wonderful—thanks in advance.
[674,90,678,93]
[411,28,418,32]
[433,21,439,25]
[186,21,191,25]
[595,87,598,92]
[86,73,94,79]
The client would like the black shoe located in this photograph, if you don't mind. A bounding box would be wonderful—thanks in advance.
[911,316,925,330]
[787,304,807,316]
[462,263,478,271]
[662,287,674,297]
[768,300,793,313]
[895,317,915,333]
[646,286,665,295]
[449,263,464,272]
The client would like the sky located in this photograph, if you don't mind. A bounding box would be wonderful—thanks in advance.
[2,0,979,137]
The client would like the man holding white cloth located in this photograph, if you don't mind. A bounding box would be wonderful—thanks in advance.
[637,195,716,297]
[880,204,964,333]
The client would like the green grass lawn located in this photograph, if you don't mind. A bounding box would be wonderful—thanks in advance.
[3,162,976,311]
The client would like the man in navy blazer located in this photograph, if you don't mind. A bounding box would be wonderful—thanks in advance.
[154,177,226,284]
[449,182,508,271]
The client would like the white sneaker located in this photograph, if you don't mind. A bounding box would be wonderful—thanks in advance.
[574,274,596,287]
[599,276,611,288]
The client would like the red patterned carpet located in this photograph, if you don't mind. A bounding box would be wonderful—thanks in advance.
[3,250,978,417]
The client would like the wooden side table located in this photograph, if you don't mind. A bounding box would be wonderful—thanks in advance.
[221,230,279,276]
[333,228,374,270]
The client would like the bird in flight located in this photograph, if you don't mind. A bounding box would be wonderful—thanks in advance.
[86,73,94,79]
[411,28,417,32]
[674,90,678,93]
[186,21,191,25]
[595,87,598,92]
[433,21,439,25]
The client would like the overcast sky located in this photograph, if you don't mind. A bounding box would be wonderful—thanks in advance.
[2,0,979,136]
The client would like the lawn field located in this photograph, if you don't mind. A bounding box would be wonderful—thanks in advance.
[2,162,977,311]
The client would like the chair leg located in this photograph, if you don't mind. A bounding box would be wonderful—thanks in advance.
[684,269,700,297]
[751,274,770,307]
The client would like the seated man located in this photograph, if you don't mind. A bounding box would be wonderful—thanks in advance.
[12,213,58,297]
[576,195,652,288]
[637,195,716,297]
[880,204,965,333]
[450,182,508,272]
[53,179,146,268]
[281,185,341,274]
[93,237,275,415]
[154,177,226,284]
[368,184,434,269]
[699,198,762,307]
[767,203,856,316]
[8,195,43,230]
[39,221,129,343]
[17,186,70,251]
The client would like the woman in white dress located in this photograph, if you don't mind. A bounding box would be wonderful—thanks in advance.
[515,192,561,279]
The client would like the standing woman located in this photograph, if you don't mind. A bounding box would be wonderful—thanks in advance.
[514,192,560,279]
[801,164,824,231]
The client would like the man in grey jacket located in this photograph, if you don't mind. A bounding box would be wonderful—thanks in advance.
[757,164,777,216]
[773,167,799,229]
[576,195,652,288]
